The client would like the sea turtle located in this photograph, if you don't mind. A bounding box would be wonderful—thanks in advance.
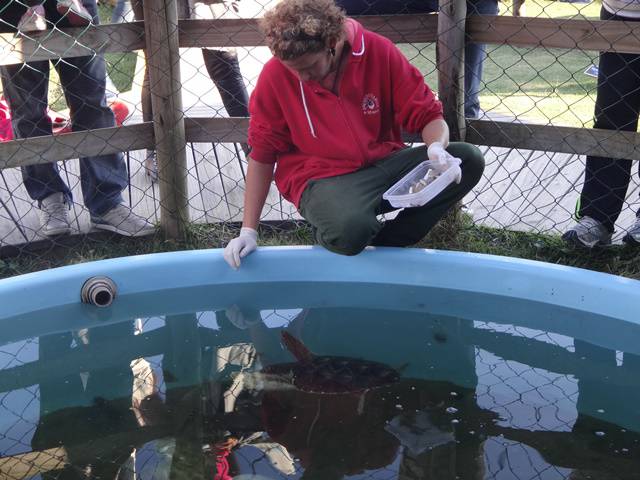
[259,331,400,394]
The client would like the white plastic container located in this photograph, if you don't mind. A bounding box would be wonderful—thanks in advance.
[383,159,461,208]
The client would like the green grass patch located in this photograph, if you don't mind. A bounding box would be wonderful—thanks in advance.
[402,41,599,127]
[1,221,639,281]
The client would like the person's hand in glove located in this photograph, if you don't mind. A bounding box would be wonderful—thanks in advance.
[427,142,462,183]
[223,227,258,269]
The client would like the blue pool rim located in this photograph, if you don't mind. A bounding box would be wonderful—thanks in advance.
[1,246,637,324]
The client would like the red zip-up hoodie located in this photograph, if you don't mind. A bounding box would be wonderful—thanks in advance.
[248,19,443,207]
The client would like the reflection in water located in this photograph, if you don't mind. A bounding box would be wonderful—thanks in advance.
[0,298,638,479]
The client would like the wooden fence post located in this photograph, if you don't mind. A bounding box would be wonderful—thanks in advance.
[144,0,189,240]
[438,0,467,142]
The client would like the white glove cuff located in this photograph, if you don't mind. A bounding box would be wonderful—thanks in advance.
[239,227,258,240]
[427,141,446,158]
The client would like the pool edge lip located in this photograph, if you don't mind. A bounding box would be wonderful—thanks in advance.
[0,246,637,323]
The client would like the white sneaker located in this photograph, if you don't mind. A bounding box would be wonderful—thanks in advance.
[91,204,155,237]
[562,216,612,248]
[17,5,47,32]
[56,0,93,27]
[144,150,158,183]
[40,192,71,236]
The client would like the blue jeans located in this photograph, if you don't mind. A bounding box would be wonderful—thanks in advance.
[0,0,126,216]
[335,0,498,118]
[111,0,130,23]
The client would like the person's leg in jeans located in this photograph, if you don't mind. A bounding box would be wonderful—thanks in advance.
[0,60,72,205]
[111,0,130,23]
[578,8,640,231]
[298,144,484,255]
[465,0,498,119]
[55,0,127,217]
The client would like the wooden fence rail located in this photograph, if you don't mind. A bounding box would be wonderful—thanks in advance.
[5,15,640,65]
[1,11,640,238]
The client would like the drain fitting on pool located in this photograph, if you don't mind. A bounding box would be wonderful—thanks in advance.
[81,276,117,307]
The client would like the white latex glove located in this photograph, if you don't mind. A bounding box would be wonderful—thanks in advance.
[223,227,258,269]
[427,142,462,183]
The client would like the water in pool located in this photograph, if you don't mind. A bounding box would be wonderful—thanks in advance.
[0,282,638,479]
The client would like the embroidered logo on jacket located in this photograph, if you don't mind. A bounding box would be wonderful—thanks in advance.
[362,93,380,115]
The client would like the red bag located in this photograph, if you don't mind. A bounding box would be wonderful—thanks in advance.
[0,98,12,142]
[0,96,129,141]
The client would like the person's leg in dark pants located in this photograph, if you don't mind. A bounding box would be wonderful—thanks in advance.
[201,49,249,118]
[201,48,251,155]
[298,143,484,255]
[578,8,640,231]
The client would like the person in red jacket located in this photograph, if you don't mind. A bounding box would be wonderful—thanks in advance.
[223,0,485,268]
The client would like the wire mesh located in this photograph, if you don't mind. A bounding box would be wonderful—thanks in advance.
[0,0,638,269]
[0,308,638,478]
[2,4,640,478]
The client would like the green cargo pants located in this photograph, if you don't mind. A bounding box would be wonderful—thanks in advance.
[298,142,485,255]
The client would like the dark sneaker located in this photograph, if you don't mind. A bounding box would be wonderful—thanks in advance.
[562,216,612,248]
[622,217,640,246]
[92,204,155,237]
[40,192,71,236]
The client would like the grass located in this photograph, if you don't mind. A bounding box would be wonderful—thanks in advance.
[2,0,638,281]
[2,219,639,281]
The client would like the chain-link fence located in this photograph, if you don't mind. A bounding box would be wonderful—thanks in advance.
[0,308,638,478]
[1,0,639,267]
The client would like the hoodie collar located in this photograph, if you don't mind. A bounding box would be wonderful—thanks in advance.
[345,19,365,61]
[297,19,366,139]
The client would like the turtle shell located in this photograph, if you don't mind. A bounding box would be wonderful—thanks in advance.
[262,355,399,394]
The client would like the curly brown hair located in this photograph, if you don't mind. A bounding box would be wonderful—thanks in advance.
[261,0,346,60]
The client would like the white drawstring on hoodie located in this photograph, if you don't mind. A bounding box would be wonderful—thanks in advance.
[298,34,366,139]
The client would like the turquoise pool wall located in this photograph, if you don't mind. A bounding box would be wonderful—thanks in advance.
[0,247,637,350]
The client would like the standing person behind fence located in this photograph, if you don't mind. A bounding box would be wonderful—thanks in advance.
[0,0,155,237]
[223,0,485,269]
[563,1,640,248]
[130,0,250,182]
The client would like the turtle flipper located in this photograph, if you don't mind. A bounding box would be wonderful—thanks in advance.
[281,331,314,364]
